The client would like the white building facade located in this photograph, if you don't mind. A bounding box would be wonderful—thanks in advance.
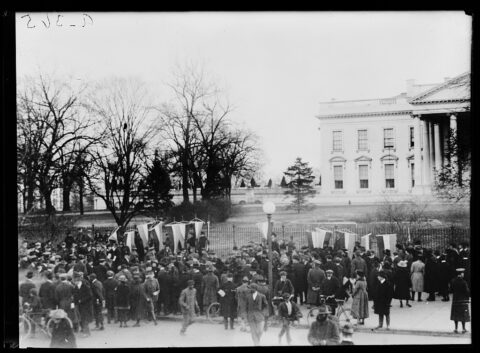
[317,73,470,202]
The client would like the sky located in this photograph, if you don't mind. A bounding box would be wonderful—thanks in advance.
[16,11,471,184]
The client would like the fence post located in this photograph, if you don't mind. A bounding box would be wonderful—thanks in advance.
[282,224,285,240]
[233,224,237,249]
[92,224,95,236]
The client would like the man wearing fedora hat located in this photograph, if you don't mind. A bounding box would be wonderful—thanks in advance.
[277,292,301,345]
[372,270,394,331]
[235,276,251,332]
[179,279,200,335]
[274,271,294,299]
[307,304,340,346]
[245,283,269,346]
[307,260,326,308]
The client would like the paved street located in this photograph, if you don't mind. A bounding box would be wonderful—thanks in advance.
[19,319,470,348]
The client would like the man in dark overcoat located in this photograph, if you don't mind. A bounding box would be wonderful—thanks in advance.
[103,270,118,323]
[55,273,77,329]
[72,273,94,337]
[372,270,394,331]
[156,265,170,315]
[307,260,325,307]
[291,256,307,305]
[277,292,301,345]
[19,271,36,306]
[39,271,57,310]
[88,273,105,330]
[93,258,109,283]
[320,269,341,315]
[219,273,237,330]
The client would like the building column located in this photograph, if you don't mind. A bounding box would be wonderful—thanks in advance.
[434,123,442,171]
[428,121,435,180]
[422,119,431,186]
[450,114,458,166]
[413,115,423,190]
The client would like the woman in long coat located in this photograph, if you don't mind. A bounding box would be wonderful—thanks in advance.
[351,270,369,325]
[129,275,148,326]
[424,251,439,301]
[114,275,131,327]
[202,267,219,312]
[367,261,380,302]
[393,260,411,307]
[72,277,94,337]
[410,257,425,302]
[450,269,470,333]
[307,261,325,306]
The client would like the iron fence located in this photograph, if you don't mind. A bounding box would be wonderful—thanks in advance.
[18,222,470,259]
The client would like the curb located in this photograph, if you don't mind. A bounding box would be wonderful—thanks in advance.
[155,315,470,339]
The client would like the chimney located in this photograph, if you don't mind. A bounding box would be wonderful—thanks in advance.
[406,79,415,97]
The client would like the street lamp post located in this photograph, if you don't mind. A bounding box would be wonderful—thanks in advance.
[262,201,276,315]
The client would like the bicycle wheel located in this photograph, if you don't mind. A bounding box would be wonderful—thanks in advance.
[19,316,31,341]
[337,308,357,328]
[307,305,333,325]
[206,302,222,324]
[46,316,73,337]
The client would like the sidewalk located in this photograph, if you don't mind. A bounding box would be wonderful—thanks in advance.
[158,296,471,338]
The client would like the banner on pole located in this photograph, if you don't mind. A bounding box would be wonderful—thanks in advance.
[256,222,272,239]
[108,227,120,242]
[137,224,149,247]
[361,233,372,250]
[376,234,397,258]
[125,231,135,250]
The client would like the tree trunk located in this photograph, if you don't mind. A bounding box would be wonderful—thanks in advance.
[62,186,71,212]
[41,188,55,214]
[79,179,84,215]
[26,180,35,212]
[182,151,190,204]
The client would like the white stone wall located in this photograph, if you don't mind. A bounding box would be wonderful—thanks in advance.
[319,114,416,196]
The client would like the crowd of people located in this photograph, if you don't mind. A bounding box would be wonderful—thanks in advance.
[18,228,471,346]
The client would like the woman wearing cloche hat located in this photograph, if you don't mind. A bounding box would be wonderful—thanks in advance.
[393,260,412,308]
[450,268,470,333]
[49,309,76,348]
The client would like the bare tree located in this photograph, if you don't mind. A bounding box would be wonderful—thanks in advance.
[86,77,159,229]
[159,63,260,201]
[17,74,98,215]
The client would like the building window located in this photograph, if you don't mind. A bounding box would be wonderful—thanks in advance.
[411,163,415,187]
[332,131,343,152]
[409,127,414,148]
[385,163,395,188]
[383,128,395,149]
[358,130,368,151]
[359,165,369,189]
[334,165,343,189]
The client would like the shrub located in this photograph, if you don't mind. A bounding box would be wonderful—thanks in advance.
[167,199,232,223]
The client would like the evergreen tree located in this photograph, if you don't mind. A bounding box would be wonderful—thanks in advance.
[250,177,257,188]
[267,179,272,188]
[283,157,316,213]
[140,152,174,213]
[280,176,287,188]
[240,179,246,187]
